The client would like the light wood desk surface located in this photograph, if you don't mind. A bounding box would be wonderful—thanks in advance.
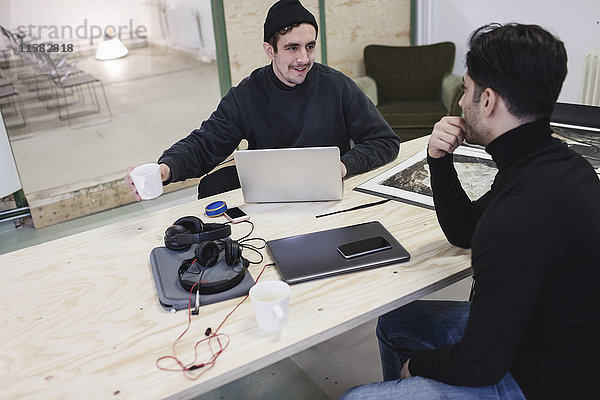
[0,136,472,399]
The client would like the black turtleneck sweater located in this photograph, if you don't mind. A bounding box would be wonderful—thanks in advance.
[410,120,600,399]
[158,63,399,183]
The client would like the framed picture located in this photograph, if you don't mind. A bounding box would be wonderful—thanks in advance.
[354,145,497,210]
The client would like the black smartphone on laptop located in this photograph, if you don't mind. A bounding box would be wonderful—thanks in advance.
[337,236,392,259]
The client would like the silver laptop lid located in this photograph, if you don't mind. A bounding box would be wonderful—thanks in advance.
[267,221,411,284]
[234,146,343,203]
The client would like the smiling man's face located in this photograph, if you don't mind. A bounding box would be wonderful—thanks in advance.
[264,23,317,87]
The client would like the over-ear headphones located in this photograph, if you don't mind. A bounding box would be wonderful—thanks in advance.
[164,216,231,251]
[195,238,245,268]
[178,238,249,294]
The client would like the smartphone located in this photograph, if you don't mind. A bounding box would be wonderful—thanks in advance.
[337,236,392,259]
[224,207,250,223]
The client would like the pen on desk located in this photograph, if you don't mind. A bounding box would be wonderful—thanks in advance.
[315,199,391,218]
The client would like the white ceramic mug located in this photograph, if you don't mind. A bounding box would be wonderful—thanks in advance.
[249,280,290,331]
[130,163,163,200]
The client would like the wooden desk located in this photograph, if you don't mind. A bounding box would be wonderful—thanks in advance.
[0,136,471,399]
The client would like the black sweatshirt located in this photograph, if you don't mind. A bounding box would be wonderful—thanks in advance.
[411,120,600,399]
[158,63,400,183]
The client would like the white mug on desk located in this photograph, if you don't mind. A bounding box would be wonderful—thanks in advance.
[130,163,163,200]
[249,280,290,331]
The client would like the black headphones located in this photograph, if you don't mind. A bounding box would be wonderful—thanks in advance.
[178,238,249,295]
[194,238,246,268]
[164,216,231,251]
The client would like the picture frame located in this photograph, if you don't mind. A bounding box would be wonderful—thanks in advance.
[354,145,497,210]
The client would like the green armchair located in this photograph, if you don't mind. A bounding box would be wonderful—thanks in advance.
[355,42,464,141]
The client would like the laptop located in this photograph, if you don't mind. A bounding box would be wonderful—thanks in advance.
[550,103,600,175]
[551,102,600,131]
[234,146,343,203]
[267,221,411,284]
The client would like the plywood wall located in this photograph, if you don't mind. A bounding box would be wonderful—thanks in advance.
[223,0,410,86]
[223,0,319,86]
[326,0,411,77]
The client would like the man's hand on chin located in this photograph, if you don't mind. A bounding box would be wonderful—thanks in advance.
[427,116,467,158]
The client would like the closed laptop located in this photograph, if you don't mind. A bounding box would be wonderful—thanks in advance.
[267,221,411,284]
[234,146,343,203]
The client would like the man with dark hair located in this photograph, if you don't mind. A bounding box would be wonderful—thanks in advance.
[341,23,600,399]
[126,0,399,199]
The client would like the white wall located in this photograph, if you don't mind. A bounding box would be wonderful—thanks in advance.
[417,0,600,104]
[138,0,216,60]
[0,114,22,198]
[0,0,215,59]
[1,0,146,44]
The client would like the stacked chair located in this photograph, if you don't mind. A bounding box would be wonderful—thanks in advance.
[0,25,112,128]
[0,68,27,129]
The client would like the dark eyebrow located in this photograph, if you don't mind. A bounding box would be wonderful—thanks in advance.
[283,40,316,49]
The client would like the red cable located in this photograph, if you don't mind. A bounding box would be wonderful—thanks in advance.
[156,263,274,380]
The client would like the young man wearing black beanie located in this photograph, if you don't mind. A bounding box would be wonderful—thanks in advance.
[127,0,399,200]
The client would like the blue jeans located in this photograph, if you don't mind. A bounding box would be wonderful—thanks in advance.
[340,301,526,400]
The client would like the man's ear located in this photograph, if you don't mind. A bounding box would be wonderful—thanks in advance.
[480,88,498,117]
[263,42,275,61]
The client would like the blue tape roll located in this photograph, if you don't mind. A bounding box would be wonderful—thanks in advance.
[205,200,227,217]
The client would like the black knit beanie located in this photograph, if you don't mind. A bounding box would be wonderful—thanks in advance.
[263,0,318,42]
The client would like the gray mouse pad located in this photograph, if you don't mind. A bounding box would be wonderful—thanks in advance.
[150,246,254,312]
